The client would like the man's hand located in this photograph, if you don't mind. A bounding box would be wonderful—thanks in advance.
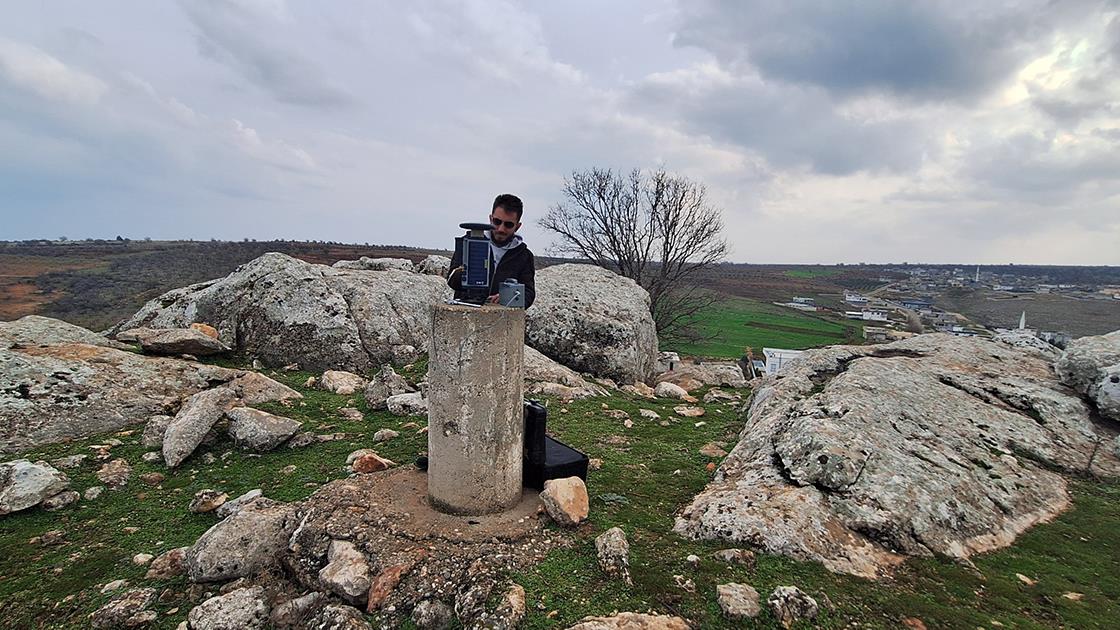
[487,294,499,304]
[450,265,464,277]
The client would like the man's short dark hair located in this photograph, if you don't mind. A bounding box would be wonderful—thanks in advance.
[492,194,523,221]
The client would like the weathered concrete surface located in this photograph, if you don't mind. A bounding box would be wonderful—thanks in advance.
[675,334,1120,578]
[109,252,450,372]
[427,304,524,515]
[1,317,240,453]
[526,264,658,384]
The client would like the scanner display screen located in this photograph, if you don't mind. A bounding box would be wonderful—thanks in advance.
[463,239,491,288]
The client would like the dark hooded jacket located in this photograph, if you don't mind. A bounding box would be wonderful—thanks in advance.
[447,233,536,308]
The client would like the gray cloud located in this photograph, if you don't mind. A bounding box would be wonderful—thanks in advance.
[177,0,351,107]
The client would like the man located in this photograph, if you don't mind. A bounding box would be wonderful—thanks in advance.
[447,193,536,308]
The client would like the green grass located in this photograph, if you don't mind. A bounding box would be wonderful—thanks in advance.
[784,268,841,279]
[1,360,1118,629]
[666,296,864,358]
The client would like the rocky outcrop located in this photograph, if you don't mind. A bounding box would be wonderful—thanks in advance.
[0,459,70,516]
[1055,330,1120,421]
[185,500,298,582]
[415,255,452,277]
[332,257,413,271]
[1,317,241,453]
[527,264,658,383]
[524,346,607,399]
[656,362,746,389]
[162,387,236,467]
[122,327,230,356]
[109,252,450,372]
[675,334,1120,578]
[993,330,1060,360]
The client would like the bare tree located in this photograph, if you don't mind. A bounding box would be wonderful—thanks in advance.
[540,168,729,343]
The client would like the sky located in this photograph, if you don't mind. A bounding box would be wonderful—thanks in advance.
[1,0,1118,264]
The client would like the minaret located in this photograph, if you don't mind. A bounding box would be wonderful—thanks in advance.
[1018,311,1026,330]
[975,266,980,283]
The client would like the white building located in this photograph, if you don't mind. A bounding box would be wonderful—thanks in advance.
[845,310,889,322]
[763,348,804,375]
[844,292,869,304]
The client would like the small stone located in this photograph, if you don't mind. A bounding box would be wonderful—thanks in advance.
[699,442,728,458]
[1062,592,1084,601]
[685,554,700,569]
[347,449,395,474]
[97,459,132,489]
[623,419,634,429]
[133,553,154,566]
[42,490,80,511]
[214,489,262,518]
[142,452,162,463]
[101,579,129,594]
[717,583,761,619]
[190,490,229,514]
[51,454,88,469]
[366,562,412,612]
[767,586,819,629]
[654,381,689,399]
[187,586,269,630]
[280,465,297,475]
[673,574,696,592]
[674,405,705,417]
[319,540,372,605]
[411,599,454,630]
[84,486,105,501]
[540,477,589,526]
[712,548,756,567]
[372,429,399,442]
[142,415,172,449]
[123,526,140,534]
[339,407,364,421]
[659,420,670,427]
[319,370,367,395]
[595,527,632,585]
[146,548,187,580]
[588,458,603,471]
[1016,573,1037,586]
[902,619,928,630]
[706,462,716,472]
[89,588,156,629]
[140,472,165,486]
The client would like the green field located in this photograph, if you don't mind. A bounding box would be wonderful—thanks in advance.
[784,268,842,279]
[666,296,863,358]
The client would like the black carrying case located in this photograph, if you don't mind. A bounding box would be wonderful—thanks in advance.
[522,399,589,490]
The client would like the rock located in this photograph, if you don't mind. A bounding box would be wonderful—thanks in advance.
[1,316,238,453]
[141,415,172,449]
[146,547,187,579]
[622,382,656,398]
[101,579,128,593]
[51,454,87,469]
[362,365,416,409]
[41,490,79,511]
[339,407,364,421]
[487,583,527,629]
[109,253,449,373]
[685,554,700,569]
[139,472,164,486]
[767,586,818,629]
[1055,330,1120,394]
[673,405,705,417]
[1,315,125,348]
[229,371,303,406]
[595,527,632,585]
[657,362,747,389]
[130,328,230,356]
[0,459,70,516]
[333,256,413,271]
[214,489,263,518]
[365,562,412,612]
[524,346,608,399]
[226,407,301,451]
[185,501,296,582]
[348,450,395,474]
[162,387,236,467]
[318,540,371,604]
[372,429,399,442]
[654,382,688,400]
[320,370,367,395]
[993,331,1061,359]
[717,583,761,619]
[270,592,326,629]
[386,392,428,416]
[84,486,104,500]
[565,612,690,630]
[703,388,740,403]
[190,489,229,514]
[411,599,454,630]
[638,408,660,420]
[675,334,1120,578]
[287,432,317,449]
[187,586,269,630]
[540,477,589,526]
[1016,572,1037,586]
[712,548,755,567]
[304,603,373,630]
[1089,363,1120,422]
[89,588,156,628]
[96,459,131,489]
[414,254,452,276]
[699,443,727,458]
[133,553,154,566]
[142,451,161,463]
[190,323,220,339]
[526,264,659,383]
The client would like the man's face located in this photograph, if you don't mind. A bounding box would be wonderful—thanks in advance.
[489,206,521,245]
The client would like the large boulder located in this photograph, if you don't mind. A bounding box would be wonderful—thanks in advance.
[333,257,413,271]
[226,407,302,451]
[526,264,658,383]
[124,327,230,356]
[675,334,1120,578]
[1055,330,1120,421]
[524,345,607,399]
[109,252,449,373]
[656,363,746,390]
[163,387,237,467]
[414,255,452,277]
[1,316,240,453]
[0,459,70,516]
[185,501,298,582]
[188,586,270,630]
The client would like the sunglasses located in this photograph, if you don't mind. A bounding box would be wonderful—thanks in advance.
[491,216,517,229]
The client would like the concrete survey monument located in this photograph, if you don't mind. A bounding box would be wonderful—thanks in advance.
[427,302,526,515]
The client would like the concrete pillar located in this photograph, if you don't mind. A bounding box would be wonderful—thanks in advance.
[427,303,525,515]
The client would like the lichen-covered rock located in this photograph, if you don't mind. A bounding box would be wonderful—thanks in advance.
[129,327,230,356]
[190,489,229,514]
[656,362,746,389]
[1091,363,1120,421]
[363,365,415,409]
[96,459,132,489]
[41,490,79,511]
[676,334,1120,578]
[185,501,297,582]
[386,392,427,416]
[564,612,690,630]
[1055,330,1120,394]
[269,592,326,629]
[1,317,239,453]
[229,371,303,406]
[318,540,371,604]
[109,253,449,372]
[145,547,187,579]
[226,407,301,451]
[304,603,372,630]
[595,527,632,585]
[767,586,818,629]
[163,387,236,467]
[414,255,452,276]
[540,477,589,526]
[993,330,1061,360]
[0,459,70,516]
[141,415,172,449]
[524,346,607,399]
[527,264,658,383]
[320,370,367,395]
[89,588,156,628]
[653,382,688,400]
[716,582,761,619]
[333,257,413,271]
[411,599,454,629]
[187,586,269,630]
